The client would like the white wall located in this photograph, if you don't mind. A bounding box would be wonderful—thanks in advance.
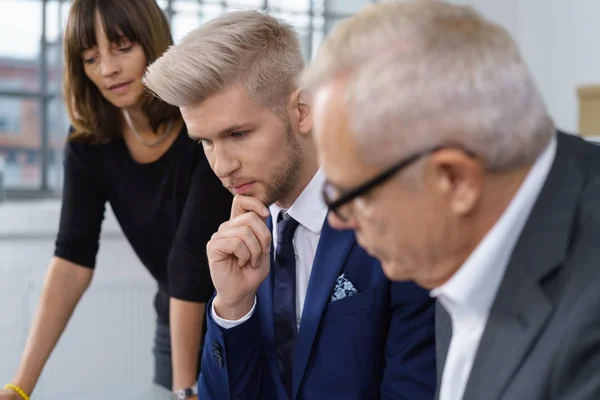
[448,0,600,134]
[0,200,157,397]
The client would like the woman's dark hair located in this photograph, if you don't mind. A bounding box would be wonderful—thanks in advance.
[64,0,180,143]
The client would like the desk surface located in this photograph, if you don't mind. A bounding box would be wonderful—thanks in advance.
[46,385,173,399]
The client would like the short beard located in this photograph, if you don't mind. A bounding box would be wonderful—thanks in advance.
[262,121,303,206]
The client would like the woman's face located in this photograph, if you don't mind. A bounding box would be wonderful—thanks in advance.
[81,11,147,110]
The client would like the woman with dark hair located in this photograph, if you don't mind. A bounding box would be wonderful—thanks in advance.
[0,1,231,399]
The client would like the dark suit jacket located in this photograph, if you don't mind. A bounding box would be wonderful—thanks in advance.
[435,132,600,400]
[199,220,436,399]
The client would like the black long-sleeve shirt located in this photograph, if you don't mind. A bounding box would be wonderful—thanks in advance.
[54,126,232,321]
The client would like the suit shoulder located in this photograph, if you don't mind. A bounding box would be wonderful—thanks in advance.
[557,131,600,171]
[574,176,600,234]
[562,177,600,292]
[550,269,600,396]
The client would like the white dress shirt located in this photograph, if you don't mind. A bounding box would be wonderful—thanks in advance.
[430,137,557,400]
[212,169,328,330]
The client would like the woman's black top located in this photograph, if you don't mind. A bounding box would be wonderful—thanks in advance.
[54,126,232,321]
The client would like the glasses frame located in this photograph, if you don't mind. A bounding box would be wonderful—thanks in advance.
[322,146,473,221]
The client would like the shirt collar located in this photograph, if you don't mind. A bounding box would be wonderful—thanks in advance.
[430,137,557,314]
[270,169,328,235]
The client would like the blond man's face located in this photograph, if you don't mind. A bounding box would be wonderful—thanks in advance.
[181,83,302,207]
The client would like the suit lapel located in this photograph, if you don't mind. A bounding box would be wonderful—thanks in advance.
[462,265,553,400]
[293,222,355,398]
[434,301,452,400]
[462,133,583,400]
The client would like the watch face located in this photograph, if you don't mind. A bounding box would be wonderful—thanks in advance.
[176,387,197,399]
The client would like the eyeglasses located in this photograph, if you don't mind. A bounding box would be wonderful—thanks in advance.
[322,146,468,221]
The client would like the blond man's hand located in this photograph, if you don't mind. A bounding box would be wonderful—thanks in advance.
[207,195,272,320]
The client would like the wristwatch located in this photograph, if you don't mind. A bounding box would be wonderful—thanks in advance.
[174,383,198,399]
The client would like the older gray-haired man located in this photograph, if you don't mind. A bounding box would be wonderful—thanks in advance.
[302,1,600,400]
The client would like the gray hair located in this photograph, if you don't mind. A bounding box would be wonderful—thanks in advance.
[300,0,555,171]
[143,10,305,111]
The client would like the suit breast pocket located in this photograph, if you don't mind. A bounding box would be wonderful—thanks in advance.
[322,288,378,322]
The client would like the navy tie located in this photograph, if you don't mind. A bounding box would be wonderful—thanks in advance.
[273,211,299,399]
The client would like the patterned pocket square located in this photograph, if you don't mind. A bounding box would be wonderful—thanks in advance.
[330,273,359,302]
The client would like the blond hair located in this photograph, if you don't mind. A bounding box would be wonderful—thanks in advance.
[301,0,555,170]
[143,10,305,112]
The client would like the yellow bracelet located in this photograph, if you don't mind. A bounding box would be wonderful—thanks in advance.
[3,384,30,400]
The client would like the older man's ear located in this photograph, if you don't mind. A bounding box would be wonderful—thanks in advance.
[427,149,485,217]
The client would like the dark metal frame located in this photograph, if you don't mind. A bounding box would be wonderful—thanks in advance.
[3,0,376,200]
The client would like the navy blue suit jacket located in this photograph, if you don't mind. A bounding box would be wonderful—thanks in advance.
[199,219,436,399]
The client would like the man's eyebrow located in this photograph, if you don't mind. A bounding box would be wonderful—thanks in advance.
[188,123,251,141]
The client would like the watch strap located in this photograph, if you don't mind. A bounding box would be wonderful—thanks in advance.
[174,382,198,399]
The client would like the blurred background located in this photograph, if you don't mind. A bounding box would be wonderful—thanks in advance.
[0,0,599,397]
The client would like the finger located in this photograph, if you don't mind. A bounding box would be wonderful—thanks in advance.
[217,225,264,267]
[207,237,252,268]
[231,195,270,220]
[221,212,272,253]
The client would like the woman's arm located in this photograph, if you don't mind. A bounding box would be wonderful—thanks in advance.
[168,150,233,397]
[170,299,205,397]
[4,258,93,396]
[0,139,106,399]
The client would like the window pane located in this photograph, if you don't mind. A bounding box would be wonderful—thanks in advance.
[46,0,70,44]
[182,0,265,7]
[270,11,310,31]
[172,3,226,42]
[310,14,325,61]
[269,0,311,12]
[46,0,71,95]
[312,0,326,14]
[225,4,264,13]
[0,0,43,92]
[207,0,266,7]
[325,0,369,15]
[0,96,41,188]
[324,15,349,35]
[47,97,69,192]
